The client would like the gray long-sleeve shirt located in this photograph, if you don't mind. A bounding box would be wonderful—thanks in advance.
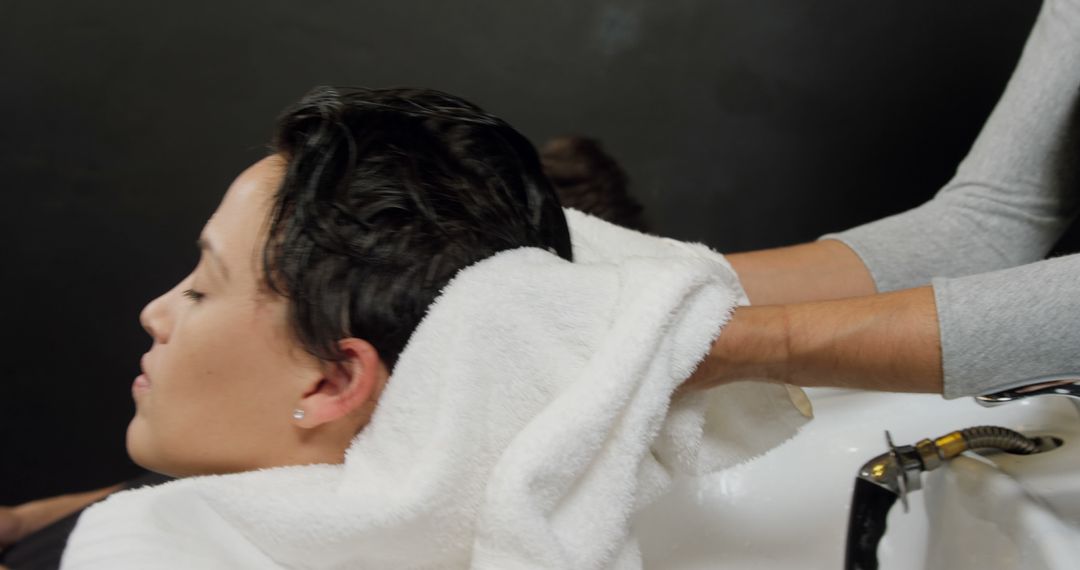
[824,0,1080,398]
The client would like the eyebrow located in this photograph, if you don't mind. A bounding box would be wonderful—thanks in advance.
[197,236,230,281]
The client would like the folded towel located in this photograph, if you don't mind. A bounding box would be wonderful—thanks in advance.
[61,209,810,570]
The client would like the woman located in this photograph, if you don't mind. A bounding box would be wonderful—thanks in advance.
[132,86,573,476]
[0,114,657,570]
[49,82,800,569]
[1,85,574,568]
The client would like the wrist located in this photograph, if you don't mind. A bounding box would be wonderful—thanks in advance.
[686,305,790,390]
[719,305,790,382]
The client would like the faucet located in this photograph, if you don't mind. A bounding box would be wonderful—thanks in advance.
[854,427,1048,511]
[845,376,1079,570]
[974,374,1080,410]
[845,426,1055,570]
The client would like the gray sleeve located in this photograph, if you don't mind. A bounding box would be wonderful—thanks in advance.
[821,0,1080,398]
[824,0,1080,291]
[934,253,1080,398]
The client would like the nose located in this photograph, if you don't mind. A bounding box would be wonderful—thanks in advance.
[140,280,185,344]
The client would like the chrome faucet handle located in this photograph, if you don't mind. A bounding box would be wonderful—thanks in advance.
[974,375,1080,408]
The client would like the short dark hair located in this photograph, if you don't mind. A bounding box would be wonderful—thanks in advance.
[265,86,572,370]
[540,136,647,232]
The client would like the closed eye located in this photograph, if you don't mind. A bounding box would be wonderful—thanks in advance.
[182,288,206,302]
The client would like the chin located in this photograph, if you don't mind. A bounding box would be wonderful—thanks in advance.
[125,416,165,474]
[125,418,147,462]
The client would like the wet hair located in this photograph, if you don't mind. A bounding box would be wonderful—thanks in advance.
[539,136,647,232]
[264,86,572,370]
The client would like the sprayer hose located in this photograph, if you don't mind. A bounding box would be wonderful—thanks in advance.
[960,425,1039,454]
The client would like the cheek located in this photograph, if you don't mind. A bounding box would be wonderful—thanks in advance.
[131,301,307,474]
[134,308,250,455]
[166,307,250,393]
[152,308,252,408]
[162,301,306,424]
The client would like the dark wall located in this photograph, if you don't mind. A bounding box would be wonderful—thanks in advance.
[1,1,1045,504]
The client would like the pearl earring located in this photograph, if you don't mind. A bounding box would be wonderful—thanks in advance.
[292,408,305,421]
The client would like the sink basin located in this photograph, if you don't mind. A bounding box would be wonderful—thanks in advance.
[634,388,1080,569]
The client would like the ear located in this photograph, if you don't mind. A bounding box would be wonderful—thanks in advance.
[293,338,389,429]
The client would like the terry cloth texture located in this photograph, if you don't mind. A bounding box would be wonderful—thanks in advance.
[61,210,809,570]
[823,0,1080,398]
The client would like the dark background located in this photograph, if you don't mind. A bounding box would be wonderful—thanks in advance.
[2,0,1066,504]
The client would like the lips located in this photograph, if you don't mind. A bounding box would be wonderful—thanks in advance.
[133,354,153,397]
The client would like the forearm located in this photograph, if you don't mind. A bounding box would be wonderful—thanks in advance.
[727,239,877,305]
[4,484,122,545]
[687,286,942,393]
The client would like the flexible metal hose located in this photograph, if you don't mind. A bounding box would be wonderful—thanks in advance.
[846,424,1048,570]
[960,425,1039,455]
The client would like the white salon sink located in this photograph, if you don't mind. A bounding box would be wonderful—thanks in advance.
[634,388,1080,570]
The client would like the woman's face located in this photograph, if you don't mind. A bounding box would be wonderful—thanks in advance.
[129,155,322,476]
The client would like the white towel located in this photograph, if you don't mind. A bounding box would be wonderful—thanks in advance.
[61,209,810,570]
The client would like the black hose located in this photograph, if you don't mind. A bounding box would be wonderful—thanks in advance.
[844,425,1041,570]
[843,478,898,570]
